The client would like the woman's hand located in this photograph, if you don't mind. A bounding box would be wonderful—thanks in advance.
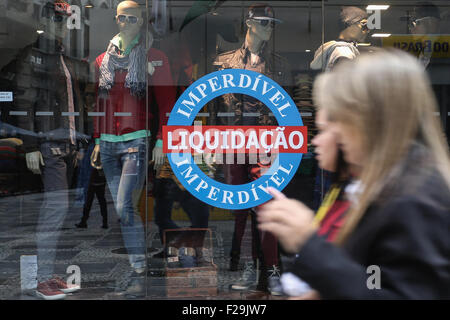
[257,187,317,254]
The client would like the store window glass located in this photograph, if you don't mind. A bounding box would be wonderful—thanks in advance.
[0,0,447,301]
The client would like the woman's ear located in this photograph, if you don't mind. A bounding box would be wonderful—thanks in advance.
[245,19,252,29]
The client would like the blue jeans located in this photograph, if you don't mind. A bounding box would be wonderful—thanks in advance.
[100,138,147,270]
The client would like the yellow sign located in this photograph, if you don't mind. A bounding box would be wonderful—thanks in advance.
[382,35,450,58]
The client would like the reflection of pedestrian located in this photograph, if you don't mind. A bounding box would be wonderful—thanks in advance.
[75,168,108,229]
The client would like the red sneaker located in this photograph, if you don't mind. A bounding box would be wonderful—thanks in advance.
[36,281,67,300]
[50,277,81,293]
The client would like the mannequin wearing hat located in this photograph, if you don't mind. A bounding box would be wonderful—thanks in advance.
[20,0,84,175]
[214,4,291,114]
[309,6,369,235]
[213,3,292,296]
[91,0,175,298]
[310,6,370,71]
[0,0,87,299]
[310,6,369,221]
[409,2,442,69]
[410,2,441,36]
[408,2,448,146]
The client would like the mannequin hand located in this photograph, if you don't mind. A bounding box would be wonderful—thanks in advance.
[204,153,217,177]
[257,187,317,253]
[91,144,102,169]
[152,142,165,172]
[148,62,155,76]
[26,151,44,175]
[77,148,85,161]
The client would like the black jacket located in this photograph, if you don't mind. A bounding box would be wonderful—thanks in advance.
[292,167,450,299]
[211,42,293,126]
[0,36,88,153]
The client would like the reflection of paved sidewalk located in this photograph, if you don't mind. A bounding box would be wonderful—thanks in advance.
[0,192,269,300]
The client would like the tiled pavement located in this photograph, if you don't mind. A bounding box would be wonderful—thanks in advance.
[0,191,276,300]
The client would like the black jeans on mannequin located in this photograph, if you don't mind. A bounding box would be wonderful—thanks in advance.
[153,178,210,244]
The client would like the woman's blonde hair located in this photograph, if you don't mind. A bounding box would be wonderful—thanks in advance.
[313,49,450,244]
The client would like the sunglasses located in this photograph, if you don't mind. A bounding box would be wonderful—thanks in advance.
[408,17,430,29]
[51,14,66,23]
[255,19,275,28]
[358,19,369,32]
[116,14,139,24]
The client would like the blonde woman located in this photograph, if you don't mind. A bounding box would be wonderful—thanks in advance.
[258,49,450,299]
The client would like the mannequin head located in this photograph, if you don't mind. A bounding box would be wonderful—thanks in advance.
[40,1,71,41]
[338,7,369,43]
[245,4,281,50]
[410,2,441,34]
[246,19,273,42]
[116,1,144,40]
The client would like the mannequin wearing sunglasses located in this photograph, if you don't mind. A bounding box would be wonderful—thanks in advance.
[91,0,175,298]
[212,4,292,296]
[245,18,275,58]
[409,2,440,36]
[408,2,448,147]
[310,9,370,207]
[311,6,369,72]
[409,16,440,34]
[409,3,441,68]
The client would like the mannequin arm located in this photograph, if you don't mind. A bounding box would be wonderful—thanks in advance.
[25,151,44,175]
[91,144,102,169]
[152,140,164,171]
[148,62,155,76]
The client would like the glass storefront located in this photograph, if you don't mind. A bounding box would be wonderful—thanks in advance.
[0,0,448,300]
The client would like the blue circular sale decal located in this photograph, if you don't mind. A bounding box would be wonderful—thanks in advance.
[166,69,305,210]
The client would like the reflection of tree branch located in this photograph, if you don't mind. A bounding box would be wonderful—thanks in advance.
[179,0,227,32]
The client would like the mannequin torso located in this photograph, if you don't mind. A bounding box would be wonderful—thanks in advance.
[92,1,175,170]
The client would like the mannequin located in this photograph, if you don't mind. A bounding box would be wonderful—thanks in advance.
[213,5,291,126]
[0,0,86,300]
[213,4,292,296]
[25,5,67,174]
[409,2,448,145]
[410,2,441,36]
[92,1,175,298]
[310,6,368,214]
[310,6,369,71]
[25,1,78,174]
[410,2,441,69]
[91,1,166,169]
